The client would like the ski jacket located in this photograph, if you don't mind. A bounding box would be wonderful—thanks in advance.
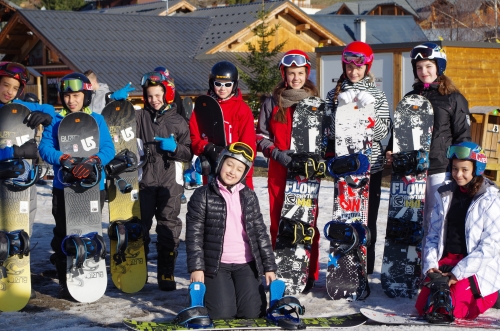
[136,104,192,188]
[39,110,115,190]
[186,179,277,277]
[0,146,13,161]
[424,178,500,297]
[189,91,256,188]
[324,76,391,174]
[88,83,111,114]
[405,83,471,175]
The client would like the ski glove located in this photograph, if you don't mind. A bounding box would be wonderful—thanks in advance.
[72,156,101,179]
[154,134,177,153]
[203,143,224,164]
[60,154,78,170]
[110,82,135,101]
[13,139,38,159]
[356,91,375,107]
[337,90,357,104]
[271,148,294,168]
[23,111,52,129]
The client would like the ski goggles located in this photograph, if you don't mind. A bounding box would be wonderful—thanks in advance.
[279,54,311,68]
[446,145,486,162]
[342,51,373,66]
[214,81,234,88]
[58,78,93,92]
[410,47,435,60]
[228,142,254,162]
[0,62,29,82]
[140,71,168,86]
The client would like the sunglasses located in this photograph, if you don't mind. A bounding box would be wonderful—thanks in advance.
[214,81,234,88]
[342,51,373,66]
[279,54,310,68]
[141,72,168,86]
[0,62,29,82]
[59,79,93,92]
[228,142,254,162]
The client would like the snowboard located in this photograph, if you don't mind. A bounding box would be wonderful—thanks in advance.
[182,97,194,120]
[360,308,500,328]
[0,104,35,312]
[381,94,433,299]
[102,100,147,293]
[274,96,326,295]
[58,112,107,303]
[123,314,367,331]
[192,95,226,175]
[325,99,375,301]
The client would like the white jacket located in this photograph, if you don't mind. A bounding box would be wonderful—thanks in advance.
[423,178,500,297]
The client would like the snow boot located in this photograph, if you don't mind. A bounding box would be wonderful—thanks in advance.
[157,246,177,291]
[50,253,72,300]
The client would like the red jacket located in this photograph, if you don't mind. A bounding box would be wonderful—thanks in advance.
[189,90,256,189]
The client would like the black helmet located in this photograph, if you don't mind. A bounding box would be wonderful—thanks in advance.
[58,73,93,110]
[209,61,239,96]
[23,93,39,103]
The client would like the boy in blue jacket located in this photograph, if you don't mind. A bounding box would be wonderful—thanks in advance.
[39,72,115,299]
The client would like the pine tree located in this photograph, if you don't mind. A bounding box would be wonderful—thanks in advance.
[237,7,285,117]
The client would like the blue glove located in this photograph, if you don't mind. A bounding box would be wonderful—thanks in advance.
[110,82,135,101]
[154,134,177,153]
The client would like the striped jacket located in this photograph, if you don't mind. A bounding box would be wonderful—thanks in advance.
[424,178,500,297]
[325,76,391,173]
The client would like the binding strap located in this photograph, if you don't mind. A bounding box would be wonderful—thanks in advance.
[268,296,305,316]
[62,232,106,270]
[173,306,212,328]
[108,217,143,265]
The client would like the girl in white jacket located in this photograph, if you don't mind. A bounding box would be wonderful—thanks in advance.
[415,141,500,321]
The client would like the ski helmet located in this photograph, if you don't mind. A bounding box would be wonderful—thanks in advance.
[23,92,39,103]
[410,43,447,79]
[140,71,175,108]
[154,66,173,81]
[0,62,29,97]
[209,61,239,96]
[278,49,311,80]
[446,141,487,176]
[341,41,374,75]
[215,142,254,184]
[58,73,93,110]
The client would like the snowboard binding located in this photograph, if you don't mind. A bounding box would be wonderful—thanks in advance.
[392,149,429,175]
[278,218,315,250]
[0,229,30,279]
[386,217,423,246]
[172,282,213,329]
[324,221,359,268]
[108,217,144,265]
[267,279,306,330]
[423,273,455,324]
[288,152,326,179]
[0,159,41,188]
[61,232,106,274]
[106,149,140,194]
[326,153,370,179]
[59,157,101,188]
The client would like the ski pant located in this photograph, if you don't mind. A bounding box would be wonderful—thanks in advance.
[367,170,383,275]
[139,183,182,256]
[268,163,320,281]
[415,253,498,319]
[204,261,267,319]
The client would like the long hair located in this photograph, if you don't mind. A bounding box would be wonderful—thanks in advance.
[271,78,318,124]
[466,175,484,198]
[413,74,460,96]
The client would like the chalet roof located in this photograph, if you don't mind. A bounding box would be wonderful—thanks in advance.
[0,0,20,10]
[316,0,418,17]
[87,0,186,15]
[312,15,427,44]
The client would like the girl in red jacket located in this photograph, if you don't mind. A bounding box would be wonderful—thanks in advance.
[189,61,256,189]
[256,50,320,292]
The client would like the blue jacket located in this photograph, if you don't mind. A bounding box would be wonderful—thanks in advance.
[39,110,115,190]
[0,146,13,161]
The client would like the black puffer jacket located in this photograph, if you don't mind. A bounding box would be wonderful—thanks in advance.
[405,83,471,175]
[186,180,277,276]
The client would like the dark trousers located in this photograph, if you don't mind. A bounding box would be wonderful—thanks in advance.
[139,184,182,255]
[204,261,267,319]
[367,170,383,275]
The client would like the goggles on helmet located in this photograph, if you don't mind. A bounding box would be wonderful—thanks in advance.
[141,72,168,87]
[214,81,234,88]
[0,62,29,83]
[279,54,310,68]
[410,47,437,60]
[342,51,373,66]
[446,145,486,163]
[58,78,92,93]
[228,142,254,163]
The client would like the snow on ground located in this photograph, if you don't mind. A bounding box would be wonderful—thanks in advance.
[1,176,498,330]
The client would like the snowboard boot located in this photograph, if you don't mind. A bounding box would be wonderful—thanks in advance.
[50,253,72,300]
[157,247,177,291]
[302,278,315,294]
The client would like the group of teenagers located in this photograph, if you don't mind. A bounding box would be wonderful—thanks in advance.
[0,40,499,322]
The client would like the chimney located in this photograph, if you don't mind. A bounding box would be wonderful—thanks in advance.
[354,18,366,42]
